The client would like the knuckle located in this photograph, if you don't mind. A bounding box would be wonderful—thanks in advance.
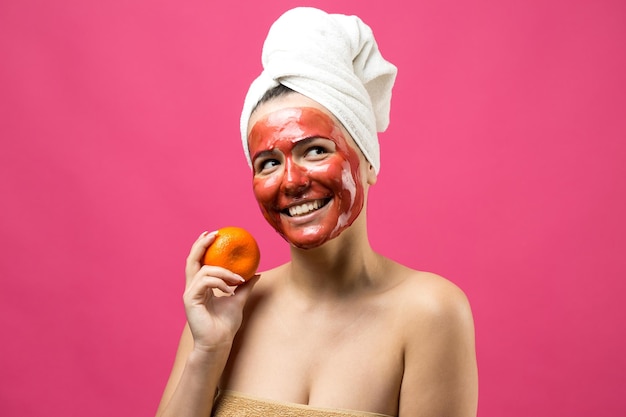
[199,265,219,276]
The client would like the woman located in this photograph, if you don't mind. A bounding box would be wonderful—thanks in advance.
[157,7,477,417]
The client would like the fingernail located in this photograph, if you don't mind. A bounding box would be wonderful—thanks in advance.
[199,231,209,238]
[204,231,218,240]
[234,274,246,283]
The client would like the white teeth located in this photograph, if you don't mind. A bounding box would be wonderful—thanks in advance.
[288,200,323,217]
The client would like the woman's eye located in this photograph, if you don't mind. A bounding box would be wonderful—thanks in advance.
[304,146,328,160]
[258,159,280,173]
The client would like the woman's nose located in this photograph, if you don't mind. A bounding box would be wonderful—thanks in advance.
[281,159,310,195]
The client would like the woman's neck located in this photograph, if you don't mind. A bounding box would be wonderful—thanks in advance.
[284,222,383,300]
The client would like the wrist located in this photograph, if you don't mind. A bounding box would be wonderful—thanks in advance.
[189,341,233,362]
[184,345,232,384]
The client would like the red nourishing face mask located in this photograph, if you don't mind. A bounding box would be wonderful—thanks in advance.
[248,107,365,249]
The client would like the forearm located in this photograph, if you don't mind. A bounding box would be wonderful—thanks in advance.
[157,348,230,417]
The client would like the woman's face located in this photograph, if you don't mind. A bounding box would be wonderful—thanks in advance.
[247,95,366,249]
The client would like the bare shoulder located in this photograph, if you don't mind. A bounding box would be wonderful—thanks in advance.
[386,261,474,328]
[242,263,291,308]
[385,260,478,416]
[248,263,289,293]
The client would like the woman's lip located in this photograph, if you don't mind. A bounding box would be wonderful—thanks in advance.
[279,198,332,224]
[279,197,331,214]
[288,198,329,215]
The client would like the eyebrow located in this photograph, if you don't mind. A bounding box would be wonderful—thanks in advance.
[251,149,279,163]
[292,136,328,149]
[252,136,330,160]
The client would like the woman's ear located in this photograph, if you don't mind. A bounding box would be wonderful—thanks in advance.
[366,163,377,185]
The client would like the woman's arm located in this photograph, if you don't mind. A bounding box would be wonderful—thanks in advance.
[155,323,231,417]
[155,231,259,417]
[399,277,478,417]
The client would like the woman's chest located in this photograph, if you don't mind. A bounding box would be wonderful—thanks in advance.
[220,303,405,414]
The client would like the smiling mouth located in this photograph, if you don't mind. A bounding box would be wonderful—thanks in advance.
[283,198,331,217]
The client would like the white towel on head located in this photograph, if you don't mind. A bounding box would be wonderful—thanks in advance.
[240,7,397,173]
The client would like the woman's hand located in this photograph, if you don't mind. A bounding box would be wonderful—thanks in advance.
[183,231,259,353]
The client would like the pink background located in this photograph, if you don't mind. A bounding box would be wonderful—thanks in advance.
[1,0,625,416]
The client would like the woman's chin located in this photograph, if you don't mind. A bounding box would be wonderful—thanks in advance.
[285,235,329,250]
[282,229,332,250]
